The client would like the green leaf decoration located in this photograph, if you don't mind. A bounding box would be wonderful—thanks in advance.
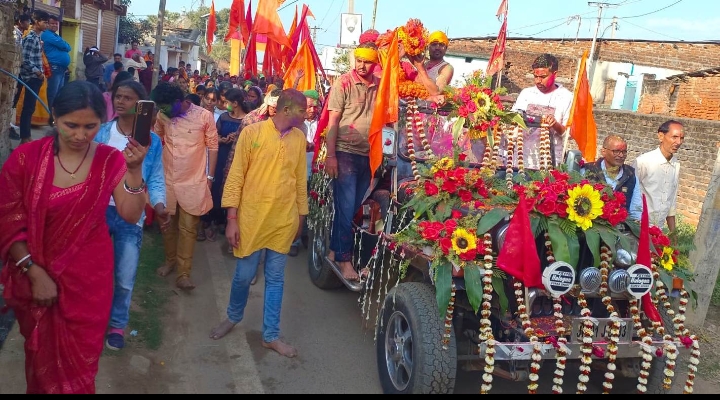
[531,215,541,237]
[464,264,484,314]
[492,275,509,317]
[559,217,579,239]
[477,208,510,234]
[452,117,466,141]
[510,113,527,129]
[548,218,571,265]
[565,229,580,269]
[584,229,601,267]
[434,262,453,320]
[658,269,674,294]
[625,219,641,238]
[596,225,618,256]
[488,195,517,206]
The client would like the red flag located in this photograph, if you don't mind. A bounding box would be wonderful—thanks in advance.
[566,50,598,162]
[485,17,507,77]
[368,29,400,175]
[637,194,663,322]
[312,96,330,165]
[496,193,543,289]
[244,33,258,77]
[245,0,253,39]
[206,0,217,54]
[496,0,508,20]
[224,0,246,42]
[252,0,291,49]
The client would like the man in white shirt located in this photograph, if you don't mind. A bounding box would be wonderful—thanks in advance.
[511,53,574,169]
[633,120,685,231]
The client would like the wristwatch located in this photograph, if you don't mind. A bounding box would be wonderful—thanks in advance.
[207,175,215,182]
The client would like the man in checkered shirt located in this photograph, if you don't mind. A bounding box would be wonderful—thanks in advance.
[17,10,49,144]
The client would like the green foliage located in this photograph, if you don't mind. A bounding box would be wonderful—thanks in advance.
[118,0,155,44]
[332,49,351,74]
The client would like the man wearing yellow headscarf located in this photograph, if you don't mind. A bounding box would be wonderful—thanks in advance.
[424,31,455,91]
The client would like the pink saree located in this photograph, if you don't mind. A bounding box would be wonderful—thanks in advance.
[0,136,126,394]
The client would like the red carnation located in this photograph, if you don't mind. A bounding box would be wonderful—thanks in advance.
[458,189,473,202]
[424,181,439,196]
[451,209,463,219]
[440,238,453,255]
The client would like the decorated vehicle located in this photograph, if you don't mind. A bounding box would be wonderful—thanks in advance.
[307,19,698,396]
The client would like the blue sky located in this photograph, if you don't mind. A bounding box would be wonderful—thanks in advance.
[127,0,719,50]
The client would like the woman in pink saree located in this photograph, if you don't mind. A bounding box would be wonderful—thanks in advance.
[0,81,148,394]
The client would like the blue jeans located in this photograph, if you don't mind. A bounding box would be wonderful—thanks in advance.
[330,151,371,262]
[226,249,287,343]
[106,206,144,330]
[46,65,66,113]
[19,77,43,139]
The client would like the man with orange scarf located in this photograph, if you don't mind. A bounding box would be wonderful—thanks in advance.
[324,42,380,282]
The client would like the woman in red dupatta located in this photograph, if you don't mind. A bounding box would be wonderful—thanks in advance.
[0,81,148,394]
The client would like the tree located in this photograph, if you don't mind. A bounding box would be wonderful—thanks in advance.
[332,48,351,75]
[118,0,154,44]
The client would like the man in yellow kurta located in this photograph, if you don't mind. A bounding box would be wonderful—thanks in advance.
[210,89,308,358]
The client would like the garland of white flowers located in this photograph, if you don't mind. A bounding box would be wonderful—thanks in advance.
[539,116,552,171]
[543,235,568,394]
[492,125,502,169]
[409,101,434,157]
[516,125,525,173]
[442,281,456,351]
[576,292,594,394]
[514,279,541,393]
[505,127,515,190]
[629,298,654,393]
[480,233,496,394]
[405,99,420,180]
[652,262,677,390]
[676,288,701,394]
[598,247,619,393]
[482,136,493,168]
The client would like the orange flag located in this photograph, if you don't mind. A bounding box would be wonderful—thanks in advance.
[206,0,217,54]
[252,0,291,49]
[283,39,317,91]
[368,29,400,175]
[225,0,246,42]
[566,50,598,162]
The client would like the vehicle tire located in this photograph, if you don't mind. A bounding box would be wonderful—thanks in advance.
[307,230,343,290]
[376,282,457,394]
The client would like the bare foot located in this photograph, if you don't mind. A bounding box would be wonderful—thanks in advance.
[262,339,297,358]
[176,276,196,291]
[209,319,237,340]
[337,261,359,281]
[157,262,176,277]
[328,250,335,261]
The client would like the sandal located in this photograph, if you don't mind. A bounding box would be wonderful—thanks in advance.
[157,262,176,277]
[196,228,207,241]
[206,227,217,242]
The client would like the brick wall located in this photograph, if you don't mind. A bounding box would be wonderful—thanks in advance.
[0,3,21,167]
[449,38,720,97]
[594,110,720,226]
[636,79,676,115]
[675,76,720,121]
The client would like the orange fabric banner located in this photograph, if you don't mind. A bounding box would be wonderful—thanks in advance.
[252,0,291,49]
[566,50,598,162]
[283,39,317,91]
[368,29,400,175]
[207,0,217,54]
[485,17,507,77]
[225,0,246,42]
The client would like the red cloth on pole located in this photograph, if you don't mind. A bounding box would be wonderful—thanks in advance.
[206,0,217,54]
[496,193,543,288]
[638,194,662,322]
[485,18,507,77]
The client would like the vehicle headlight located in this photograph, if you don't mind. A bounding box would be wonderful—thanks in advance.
[579,267,602,293]
[608,269,630,293]
[614,234,638,268]
[495,223,510,251]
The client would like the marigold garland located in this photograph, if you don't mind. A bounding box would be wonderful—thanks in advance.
[514,280,540,393]
[630,298,654,393]
[544,236,568,394]
[539,116,552,171]
[577,292,594,394]
[397,18,429,57]
[442,281,456,350]
[654,271,677,390]
[516,124,525,173]
[479,233,495,394]
[405,99,421,180]
[505,127,515,190]
[599,247,619,393]
[676,289,700,394]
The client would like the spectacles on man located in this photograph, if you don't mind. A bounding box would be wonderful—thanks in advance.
[603,148,627,156]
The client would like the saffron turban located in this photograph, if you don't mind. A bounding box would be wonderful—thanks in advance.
[428,31,449,46]
[354,47,379,63]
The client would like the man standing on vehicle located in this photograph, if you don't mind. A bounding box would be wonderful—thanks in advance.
[584,135,643,220]
[42,14,72,126]
[511,53,573,169]
[633,120,684,231]
[423,31,455,91]
[324,42,380,282]
[209,89,308,358]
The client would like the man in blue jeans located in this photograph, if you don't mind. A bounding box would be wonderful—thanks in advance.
[323,42,380,281]
[18,10,49,144]
[210,89,308,358]
[41,14,71,126]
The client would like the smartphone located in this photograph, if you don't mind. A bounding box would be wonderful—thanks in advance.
[133,100,155,147]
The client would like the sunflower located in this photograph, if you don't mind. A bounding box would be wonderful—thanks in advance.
[660,246,675,271]
[451,228,477,255]
[431,157,455,174]
[474,92,493,115]
[566,184,604,230]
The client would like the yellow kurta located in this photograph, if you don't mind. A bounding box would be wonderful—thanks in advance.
[222,119,309,258]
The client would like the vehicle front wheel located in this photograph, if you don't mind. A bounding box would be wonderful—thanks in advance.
[375,282,457,394]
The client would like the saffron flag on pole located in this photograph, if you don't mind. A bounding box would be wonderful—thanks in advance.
[252,0,291,49]
[206,0,217,54]
[368,29,400,176]
[283,39,317,91]
[225,0,246,42]
[485,17,507,77]
[565,50,598,162]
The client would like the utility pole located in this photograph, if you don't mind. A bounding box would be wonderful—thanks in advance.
[587,2,617,88]
[310,26,321,43]
[152,0,166,89]
[611,16,618,39]
[371,0,378,30]
[348,0,354,13]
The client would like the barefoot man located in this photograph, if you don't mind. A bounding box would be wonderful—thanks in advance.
[210,89,309,358]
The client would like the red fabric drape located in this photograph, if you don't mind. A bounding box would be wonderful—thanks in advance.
[225,0,246,42]
[496,193,543,289]
[638,194,662,322]
[0,137,127,393]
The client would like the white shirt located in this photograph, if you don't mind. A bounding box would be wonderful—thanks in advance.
[633,147,680,228]
[304,119,318,144]
[106,121,131,207]
[124,58,147,82]
[511,85,573,169]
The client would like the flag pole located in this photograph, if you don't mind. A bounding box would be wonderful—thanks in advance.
[493,1,507,90]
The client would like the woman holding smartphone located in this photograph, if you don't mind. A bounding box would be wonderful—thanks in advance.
[0,81,148,393]
[93,80,169,351]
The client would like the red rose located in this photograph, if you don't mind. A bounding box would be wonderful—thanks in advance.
[459,153,467,161]
[319,199,326,206]
[452,167,468,183]
[442,179,458,194]
[474,200,484,209]
[440,238,453,255]
[451,209,463,219]
[594,183,606,192]
[536,198,557,217]
[444,219,458,234]
[459,248,477,261]
[310,191,319,200]
[424,181,439,196]
[421,224,442,240]
[458,189,473,202]
[550,170,570,182]
[556,205,568,218]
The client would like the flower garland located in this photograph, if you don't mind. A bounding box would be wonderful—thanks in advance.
[480,233,495,394]
[629,299,654,393]
[405,99,421,180]
[576,292,594,394]
[399,79,430,100]
[599,247,619,393]
[442,281,456,350]
[397,18,429,57]
[539,116,552,171]
[653,262,677,390]
[505,126,515,190]
[481,137,493,168]
[516,125,525,173]
[514,280,540,393]
[492,125,502,170]
[544,235,568,394]
[410,100,434,156]
[675,288,701,394]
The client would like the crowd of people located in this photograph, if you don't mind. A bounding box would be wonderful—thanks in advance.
[1,10,686,396]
